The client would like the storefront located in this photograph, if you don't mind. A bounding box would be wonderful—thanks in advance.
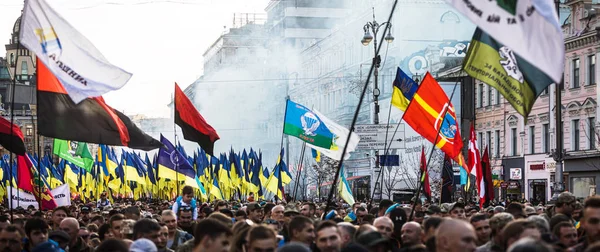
[564,154,600,199]
[524,155,554,205]
[502,157,524,201]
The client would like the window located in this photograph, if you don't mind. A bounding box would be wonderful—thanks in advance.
[590,117,596,150]
[573,58,580,88]
[543,123,550,153]
[589,55,596,85]
[529,126,535,154]
[494,130,500,157]
[495,89,501,105]
[541,87,549,95]
[487,86,492,106]
[21,61,28,76]
[477,84,483,108]
[486,131,491,152]
[478,132,483,151]
[572,119,580,151]
[571,177,595,198]
[511,128,518,156]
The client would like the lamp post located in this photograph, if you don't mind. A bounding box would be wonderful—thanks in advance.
[361,12,394,125]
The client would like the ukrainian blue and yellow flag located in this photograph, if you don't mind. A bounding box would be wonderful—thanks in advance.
[391,67,419,111]
[210,175,223,200]
[265,164,283,200]
[311,148,321,162]
[123,152,146,185]
[338,166,355,205]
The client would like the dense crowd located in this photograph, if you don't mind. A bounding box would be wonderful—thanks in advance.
[0,186,597,252]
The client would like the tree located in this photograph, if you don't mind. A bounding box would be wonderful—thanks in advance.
[306,156,338,200]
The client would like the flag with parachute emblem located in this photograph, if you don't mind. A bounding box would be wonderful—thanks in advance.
[283,99,335,149]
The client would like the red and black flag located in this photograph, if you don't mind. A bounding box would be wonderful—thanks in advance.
[174,83,219,156]
[0,117,26,155]
[481,147,494,206]
[36,59,161,151]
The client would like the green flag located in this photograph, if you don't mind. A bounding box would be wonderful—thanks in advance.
[53,139,94,172]
[76,142,94,172]
[463,28,554,118]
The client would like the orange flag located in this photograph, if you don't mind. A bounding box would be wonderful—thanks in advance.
[403,72,465,168]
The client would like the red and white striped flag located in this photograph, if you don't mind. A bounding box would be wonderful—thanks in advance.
[468,123,484,208]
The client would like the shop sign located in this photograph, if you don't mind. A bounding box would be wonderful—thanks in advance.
[508,181,520,189]
[547,162,556,172]
[530,162,545,170]
[510,168,522,180]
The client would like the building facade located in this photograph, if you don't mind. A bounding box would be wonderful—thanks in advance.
[474,0,600,202]
[1,16,52,155]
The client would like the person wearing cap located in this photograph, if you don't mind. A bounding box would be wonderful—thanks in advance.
[426,205,442,217]
[130,238,157,252]
[542,191,576,222]
[447,202,466,219]
[284,204,301,224]
[356,230,393,251]
[79,206,91,225]
[96,192,111,209]
[48,230,70,250]
[172,186,198,221]
[525,206,537,217]
[246,202,264,225]
[315,221,342,252]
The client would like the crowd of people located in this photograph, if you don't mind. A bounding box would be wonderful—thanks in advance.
[0,185,597,252]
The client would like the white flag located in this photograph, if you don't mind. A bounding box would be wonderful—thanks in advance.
[307,109,360,160]
[50,184,71,207]
[7,187,38,209]
[445,0,564,83]
[20,0,132,103]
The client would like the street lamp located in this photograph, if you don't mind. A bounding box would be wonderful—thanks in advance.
[361,14,393,125]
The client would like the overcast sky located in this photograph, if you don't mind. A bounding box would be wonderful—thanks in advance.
[0,0,269,117]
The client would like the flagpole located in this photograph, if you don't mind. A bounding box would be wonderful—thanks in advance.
[323,0,399,218]
[292,142,306,202]
[174,128,180,196]
[32,103,42,208]
[280,96,290,152]
[408,80,460,221]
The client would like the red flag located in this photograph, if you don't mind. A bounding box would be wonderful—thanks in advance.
[468,123,484,208]
[174,83,220,156]
[420,146,431,198]
[0,117,26,155]
[17,155,57,210]
[403,72,466,168]
[482,147,494,204]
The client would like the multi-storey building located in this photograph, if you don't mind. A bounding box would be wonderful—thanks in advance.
[288,0,475,199]
[474,1,599,202]
[1,15,52,155]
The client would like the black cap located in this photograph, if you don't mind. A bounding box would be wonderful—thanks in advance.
[356,231,390,248]
[49,230,70,242]
[81,206,90,213]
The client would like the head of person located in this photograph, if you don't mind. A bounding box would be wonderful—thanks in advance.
[379,200,394,216]
[337,222,356,248]
[100,192,107,200]
[244,225,277,252]
[271,205,284,222]
[0,225,23,252]
[59,217,80,245]
[80,206,91,222]
[178,206,194,227]
[527,215,550,235]
[555,192,576,217]
[355,206,368,223]
[215,201,228,211]
[98,223,114,241]
[161,210,178,234]
[552,221,577,248]
[300,203,316,218]
[247,203,265,223]
[448,202,466,219]
[193,218,232,252]
[91,215,105,228]
[181,186,194,204]
[401,221,423,247]
[288,215,315,246]
[124,206,141,221]
[78,227,90,244]
[315,220,342,252]
[506,203,527,219]
[501,219,541,249]
[506,237,553,252]
[235,209,247,223]
[489,212,514,242]
[470,213,491,246]
[24,218,49,248]
[423,216,443,241]
[156,224,168,250]
[435,219,477,252]
[108,214,125,239]
[581,195,600,244]
[132,219,162,247]
[52,207,70,228]
[373,216,394,238]
[95,238,129,252]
